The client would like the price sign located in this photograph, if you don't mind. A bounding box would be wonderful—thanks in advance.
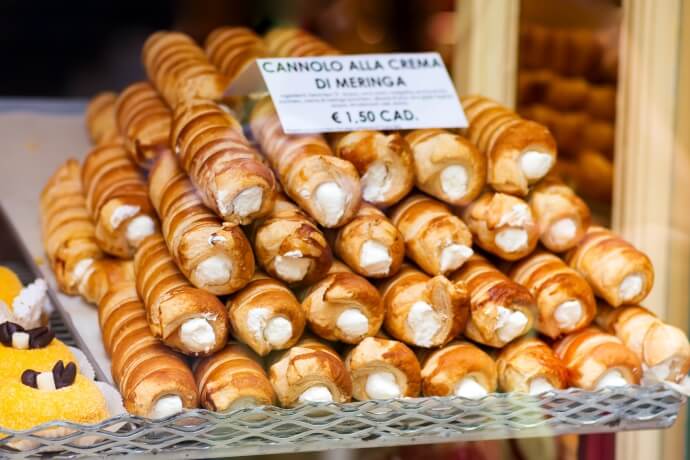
[256,53,467,134]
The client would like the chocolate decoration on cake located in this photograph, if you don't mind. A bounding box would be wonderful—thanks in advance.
[20,361,78,390]
[0,322,55,349]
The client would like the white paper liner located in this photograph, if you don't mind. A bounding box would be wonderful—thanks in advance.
[642,371,690,396]
[67,346,95,381]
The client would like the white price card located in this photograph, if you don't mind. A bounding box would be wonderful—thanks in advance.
[256,52,467,134]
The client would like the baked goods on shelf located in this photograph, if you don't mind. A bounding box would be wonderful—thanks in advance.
[85,92,119,145]
[300,261,383,344]
[345,336,421,400]
[268,336,352,407]
[460,95,557,196]
[264,27,341,57]
[133,233,229,356]
[81,142,157,258]
[331,131,415,208]
[420,341,497,398]
[205,27,267,84]
[380,265,469,348]
[596,304,690,384]
[249,96,361,228]
[462,191,539,261]
[248,194,332,286]
[566,226,654,307]
[148,150,254,294]
[227,272,305,356]
[510,251,596,339]
[496,337,568,394]
[170,99,277,225]
[331,203,404,278]
[40,159,104,295]
[78,259,134,305]
[391,194,474,276]
[99,283,198,418]
[405,129,486,206]
[195,343,276,411]
[450,254,535,348]
[554,327,642,390]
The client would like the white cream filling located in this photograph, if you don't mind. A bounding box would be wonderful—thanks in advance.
[498,204,532,227]
[454,377,488,399]
[232,186,263,217]
[549,218,577,244]
[315,182,346,226]
[407,301,442,347]
[359,240,392,275]
[495,228,529,253]
[179,318,216,353]
[149,395,184,419]
[194,255,233,286]
[11,332,30,349]
[439,244,473,273]
[72,258,94,283]
[299,385,333,403]
[361,161,391,203]
[110,204,140,229]
[440,165,469,200]
[554,300,583,330]
[126,215,155,246]
[247,308,293,347]
[36,372,56,391]
[619,273,644,302]
[365,372,401,399]
[495,307,528,343]
[520,150,553,181]
[648,360,672,381]
[529,377,554,395]
[336,309,369,337]
[595,369,628,389]
[274,250,310,282]
[11,278,47,329]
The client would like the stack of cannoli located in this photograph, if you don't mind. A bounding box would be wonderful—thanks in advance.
[35,24,686,427]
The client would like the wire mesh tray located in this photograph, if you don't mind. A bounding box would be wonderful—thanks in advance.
[0,384,685,459]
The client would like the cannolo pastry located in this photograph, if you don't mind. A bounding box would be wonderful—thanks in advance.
[565,226,654,307]
[405,129,486,206]
[149,150,254,294]
[332,204,404,278]
[205,26,267,84]
[510,252,595,339]
[170,99,277,224]
[528,179,591,252]
[450,255,536,348]
[85,91,119,145]
[195,343,275,411]
[77,258,135,305]
[0,362,110,436]
[331,131,415,208]
[460,95,557,196]
[462,191,539,260]
[345,336,421,400]
[114,81,172,169]
[264,27,340,57]
[0,267,48,330]
[390,194,473,276]
[99,284,199,417]
[496,337,568,394]
[142,31,227,107]
[228,272,305,356]
[248,194,332,286]
[419,341,497,398]
[82,142,157,258]
[554,327,642,390]
[134,234,229,356]
[380,265,469,348]
[249,96,362,228]
[268,336,352,407]
[0,323,77,378]
[40,159,104,295]
[300,261,383,344]
[596,304,690,383]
